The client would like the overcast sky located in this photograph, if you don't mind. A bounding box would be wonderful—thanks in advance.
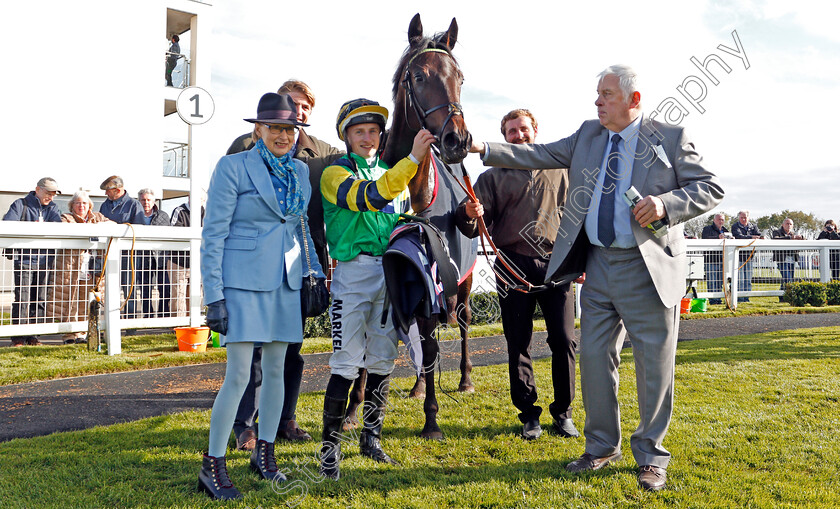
[198,0,838,221]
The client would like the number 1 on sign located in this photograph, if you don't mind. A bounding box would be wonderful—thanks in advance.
[176,87,214,125]
[190,94,203,118]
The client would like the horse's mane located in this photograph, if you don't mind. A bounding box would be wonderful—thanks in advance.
[392,33,458,103]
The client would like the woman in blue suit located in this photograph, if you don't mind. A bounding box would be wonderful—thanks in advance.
[197,93,325,501]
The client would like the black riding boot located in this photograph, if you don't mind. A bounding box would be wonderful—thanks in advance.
[250,439,287,483]
[320,375,352,480]
[359,373,399,465]
[198,453,242,501]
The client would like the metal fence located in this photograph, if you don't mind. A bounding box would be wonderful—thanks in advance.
[1,222,202,354]
[163,141,190,178]
[457,239,840,319]
[3,226,839,354]
[686,239,839,306]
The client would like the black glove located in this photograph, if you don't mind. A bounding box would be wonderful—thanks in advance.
[315,277,328,307]
[206,299,228,336]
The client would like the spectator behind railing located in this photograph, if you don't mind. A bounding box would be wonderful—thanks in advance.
[52,191,112,344]
[771,218,804,302]
[817,219,840,280]
[700,212,731,304]
[99,175,145,318]
[731,210,763,303]
[168,199,205,317]
[165,34,180,87]
[2,177,63,346]
[137,189,171,318]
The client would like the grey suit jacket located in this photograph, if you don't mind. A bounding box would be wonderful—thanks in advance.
[484,115,724,307]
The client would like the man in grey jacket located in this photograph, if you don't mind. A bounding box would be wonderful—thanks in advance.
[470,65,724,491]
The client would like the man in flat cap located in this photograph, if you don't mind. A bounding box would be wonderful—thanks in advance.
[99,176,145,225]
[99,175,146,318]
[3,177,63,346]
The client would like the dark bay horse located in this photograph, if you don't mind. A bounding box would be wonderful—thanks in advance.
[343,13,476,440]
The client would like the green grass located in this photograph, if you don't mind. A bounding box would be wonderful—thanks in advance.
[0,333,226,386]
[1,327,838,507]
[2,297,838,386]
[0,323,529,386]
[682,296,840,320]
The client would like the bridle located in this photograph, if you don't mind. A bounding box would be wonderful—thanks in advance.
[402,49,555,294]
[401,48,464,142]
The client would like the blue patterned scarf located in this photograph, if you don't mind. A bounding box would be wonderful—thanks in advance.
[255,138,304,216]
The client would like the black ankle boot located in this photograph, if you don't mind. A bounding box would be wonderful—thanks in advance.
[198,453,242,501]
[359,373,398,465]
[250,439,286,483]
[320,394,348,480]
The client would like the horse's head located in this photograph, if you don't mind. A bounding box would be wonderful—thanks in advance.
[392,14,472,165]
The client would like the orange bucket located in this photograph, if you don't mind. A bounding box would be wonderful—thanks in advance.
[679,298,691,314]
[175,326,210,352]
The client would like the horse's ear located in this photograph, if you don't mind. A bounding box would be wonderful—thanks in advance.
[442,18,458,50]
[408,13,423,45]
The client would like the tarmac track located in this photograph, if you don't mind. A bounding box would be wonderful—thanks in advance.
[1,313,839,442]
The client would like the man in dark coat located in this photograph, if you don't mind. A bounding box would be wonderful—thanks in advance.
[700,213,730,304]
[731,210,763,303]
[2,177,63,345]
[771,218,804,300]
[99,175,145,317]
[137,189,171,317]
[165,34,180,87]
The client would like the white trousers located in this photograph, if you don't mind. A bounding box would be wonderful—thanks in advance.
[328,255,398,379]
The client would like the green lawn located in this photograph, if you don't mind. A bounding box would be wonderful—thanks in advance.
[2,298,839,386]
[1,328,838,508]
[0,322,514,386]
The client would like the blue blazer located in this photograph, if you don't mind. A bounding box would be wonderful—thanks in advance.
[201,147,325,305]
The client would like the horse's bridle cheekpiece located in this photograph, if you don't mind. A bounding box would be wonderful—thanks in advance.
[402,48,464,143]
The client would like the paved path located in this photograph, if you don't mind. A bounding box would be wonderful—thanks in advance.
[2,313,839,442]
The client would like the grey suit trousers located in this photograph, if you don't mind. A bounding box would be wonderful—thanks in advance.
[580,245,679,469]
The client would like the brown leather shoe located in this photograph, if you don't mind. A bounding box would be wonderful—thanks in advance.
[277,420,312,441]
[565,451,622,472]
[638,465,667,491]
[236,428,256,451]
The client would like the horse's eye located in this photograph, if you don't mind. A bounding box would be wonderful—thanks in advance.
[413,72,424,82]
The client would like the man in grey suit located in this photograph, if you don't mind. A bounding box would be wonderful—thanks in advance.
[470,64,724,491]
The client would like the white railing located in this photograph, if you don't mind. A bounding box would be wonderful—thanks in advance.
[685,239,839,308]
[1,222,202,355]
[467,240,840,315]
[3,229,838,354]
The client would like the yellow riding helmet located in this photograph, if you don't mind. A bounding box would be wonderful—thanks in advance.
[335,98,389,142]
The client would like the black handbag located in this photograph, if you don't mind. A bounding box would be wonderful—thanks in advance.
[299,217,329,318]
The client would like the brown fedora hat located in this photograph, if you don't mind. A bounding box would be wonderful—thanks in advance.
[244,93,309,127]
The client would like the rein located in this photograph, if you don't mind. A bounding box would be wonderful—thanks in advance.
[400,47,557,294]
[427,147,564,294]
[402,48,464,143]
